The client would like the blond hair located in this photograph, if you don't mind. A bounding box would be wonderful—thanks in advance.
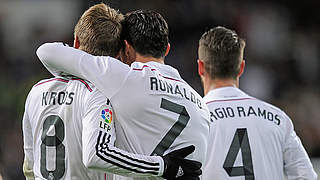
[74,3,123,57]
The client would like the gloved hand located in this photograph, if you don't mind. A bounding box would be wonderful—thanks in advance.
[161,145,202,180]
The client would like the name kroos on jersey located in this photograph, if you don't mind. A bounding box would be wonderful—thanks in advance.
[149,76,203,109]
[42,91,74,106]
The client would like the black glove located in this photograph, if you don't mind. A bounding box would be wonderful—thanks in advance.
[161,145,202,180]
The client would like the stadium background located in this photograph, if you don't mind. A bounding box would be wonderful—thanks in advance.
[0,0,319,179]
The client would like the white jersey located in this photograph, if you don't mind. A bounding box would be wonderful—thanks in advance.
[36,43,211,180]
[22,77,165,180]
[201,87,317,180]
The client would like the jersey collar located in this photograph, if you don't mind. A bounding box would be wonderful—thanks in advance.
[145,61,182,80]
[204,86,252,102]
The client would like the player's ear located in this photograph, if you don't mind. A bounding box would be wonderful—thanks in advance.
[164,43,170,57]
[198,59,205,77]
[238,60,245,77]
[124,40,133,55]
[73,35,80,49]
[124,40,129,51]
[123,40,136,65]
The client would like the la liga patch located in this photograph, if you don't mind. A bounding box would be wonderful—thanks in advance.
[101,108,113,123]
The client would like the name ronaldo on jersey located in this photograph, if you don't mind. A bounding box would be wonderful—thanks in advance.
[150,77,203,109]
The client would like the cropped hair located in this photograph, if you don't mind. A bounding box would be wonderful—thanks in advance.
[199,26,245,79]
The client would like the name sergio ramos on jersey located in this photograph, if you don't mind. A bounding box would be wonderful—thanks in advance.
[210,106,281,125]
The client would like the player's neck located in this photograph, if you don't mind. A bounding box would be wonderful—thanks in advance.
[135,53,164,64]
[204,78,238,95]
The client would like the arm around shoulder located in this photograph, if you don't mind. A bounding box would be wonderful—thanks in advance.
[36,42,130,97]
[36,42,87,78]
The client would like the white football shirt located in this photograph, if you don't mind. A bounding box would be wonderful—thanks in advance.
[36,43,211,180]
[201,86,317,180]
[22,76,164,180]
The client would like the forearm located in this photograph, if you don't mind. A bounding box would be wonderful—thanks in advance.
[83,130,164,177]
[284,144,317,180]
[284,124,317,179]
[83,96,164,177]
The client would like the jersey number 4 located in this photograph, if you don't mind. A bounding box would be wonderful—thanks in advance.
[40,115,65,180]
[223,128,255,180]
[151,98,190,156]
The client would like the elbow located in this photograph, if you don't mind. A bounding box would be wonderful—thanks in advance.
[36,43,50,62]
[36,42,61,63]
[82,146,99,170]
[83,159,93,169]
[82,152,96,170]
[312,173,318,180]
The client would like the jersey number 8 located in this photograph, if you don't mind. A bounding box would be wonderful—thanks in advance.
[40,115,65,180]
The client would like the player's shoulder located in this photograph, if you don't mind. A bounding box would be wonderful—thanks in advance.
[68,77,96,92]
[33,77,68,87]
[254,98,285,114]
[30,77,69,93]
[252,97,292,123]
[32,76,97,92]
[69,78,108,101]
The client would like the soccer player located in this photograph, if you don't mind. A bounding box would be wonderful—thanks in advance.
[197,26,318,179]
[36,10,211,180]
[23,4,201,180]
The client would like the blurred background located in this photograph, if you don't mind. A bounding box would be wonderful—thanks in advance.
[0,0,319,179]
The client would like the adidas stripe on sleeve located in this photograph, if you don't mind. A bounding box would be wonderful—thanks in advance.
[82,90,164,177]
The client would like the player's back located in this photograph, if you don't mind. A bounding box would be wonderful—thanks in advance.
[202,87,315,180]
[35,43,211,180]
[111,62,211,180]
[24,77,105,180]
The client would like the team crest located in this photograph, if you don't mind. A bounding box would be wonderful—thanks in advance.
[101,108,113,123]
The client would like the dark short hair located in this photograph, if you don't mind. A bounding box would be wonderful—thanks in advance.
[74,3,123,57]
[121,10,169,58]
[199,26,245,79]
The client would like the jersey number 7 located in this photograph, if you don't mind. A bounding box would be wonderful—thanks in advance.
[223,128,254,180]
[151,98,190,156]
